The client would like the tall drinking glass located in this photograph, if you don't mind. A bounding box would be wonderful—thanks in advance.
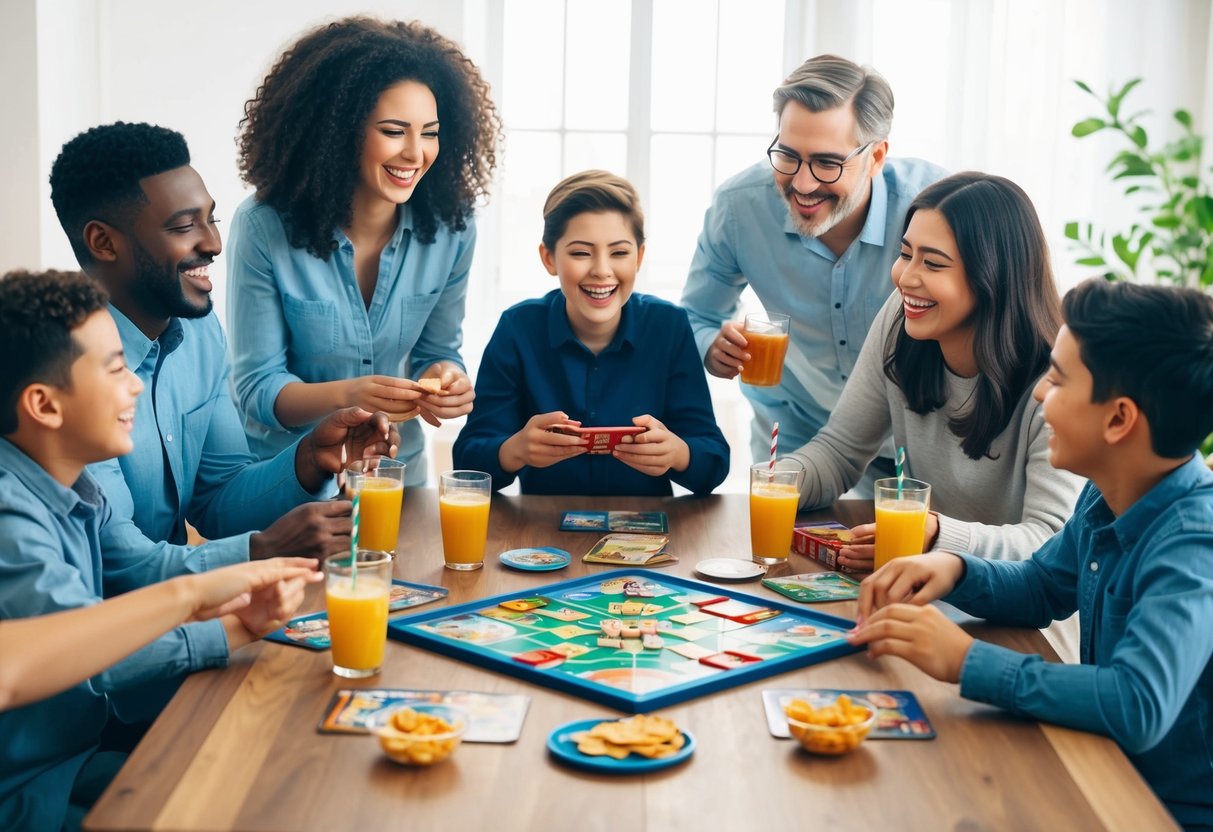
[873,478,931,571]
[749,461,805,564]
[325,549,392,678]
[346,456,405,554]
[439,470,492,571]
[740,312,791,387]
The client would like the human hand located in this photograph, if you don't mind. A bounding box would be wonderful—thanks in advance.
[846,603,973,684]
[227,564,318,639]
[187,557,322,622]
[249,501,353,560]
[298,407,400,491]
[416,361,475,425]
[855,552,967,623]
[611,415,690,477]
[705,321,748,379]
[838,523,876,571]
[498,412,587,472]
[343,375,426,422]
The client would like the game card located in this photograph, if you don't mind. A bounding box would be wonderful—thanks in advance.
[265,611,330,650]
[762,572,861,603]
[318,689,530,742]
[389,579,449,613]
[558,509,669,533]
[532,607,591,622]
[761,689,936,739]
[582,534,674,566]
[666,642,716,660]
[548,624,599,639]
[549,642,592,658]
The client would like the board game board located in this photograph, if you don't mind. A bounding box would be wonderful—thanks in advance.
[388,570,859,713]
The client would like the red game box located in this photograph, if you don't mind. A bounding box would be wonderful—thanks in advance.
[793,524,863,574]
[549,425,647,454]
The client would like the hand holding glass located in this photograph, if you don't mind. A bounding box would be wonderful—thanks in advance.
[740,313,791,387]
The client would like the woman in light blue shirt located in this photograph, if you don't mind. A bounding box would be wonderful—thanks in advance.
[228,17,502,484]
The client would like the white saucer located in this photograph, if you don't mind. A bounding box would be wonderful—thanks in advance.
[693,558,767,582]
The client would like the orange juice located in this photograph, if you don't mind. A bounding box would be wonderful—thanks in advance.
[749,483,800,561]
[440,492,491,566]
[326,576,389,673]
[355,477,403,552]
[874,499,929,570]
[741,331,790,386]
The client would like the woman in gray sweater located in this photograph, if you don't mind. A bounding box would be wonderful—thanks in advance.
[787,172,1083,568]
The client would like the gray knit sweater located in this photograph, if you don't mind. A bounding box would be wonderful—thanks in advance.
[786,292,1083,561]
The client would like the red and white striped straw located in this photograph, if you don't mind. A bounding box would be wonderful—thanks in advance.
[769,421,779,470]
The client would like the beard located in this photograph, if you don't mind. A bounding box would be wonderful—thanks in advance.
[130,242,213,321]
[782,179,868,239]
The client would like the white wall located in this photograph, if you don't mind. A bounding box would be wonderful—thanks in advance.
[0,0,43,274]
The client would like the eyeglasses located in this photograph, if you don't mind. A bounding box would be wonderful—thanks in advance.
[766,137,872,184]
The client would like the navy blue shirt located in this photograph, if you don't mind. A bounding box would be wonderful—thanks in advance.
[453,290,728,496]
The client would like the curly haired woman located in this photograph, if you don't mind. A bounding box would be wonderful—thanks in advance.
[227,17,502,484]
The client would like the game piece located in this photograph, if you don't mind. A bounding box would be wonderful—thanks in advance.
[620,600,645,616]
[600,619,623,638]
[608,602,625,614]
[736,609,782,624]
[699,650,763,670]
[391,571,857,713]
[500,597,548,612]
[642,634,665,650]
[691,596,729,608]
[549,643,591,659]
[638,619,658,636]
[513,649,565,668]
[640,604,662,616]
[621,625,641,639]
[597,637,624,649]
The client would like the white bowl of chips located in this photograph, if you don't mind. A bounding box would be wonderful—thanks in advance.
[373,703,466,766]
[785,694,876,756]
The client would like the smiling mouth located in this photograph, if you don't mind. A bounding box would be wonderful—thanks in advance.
[580,285,618,301]
[384,165,418,185]
[118,410,135,429]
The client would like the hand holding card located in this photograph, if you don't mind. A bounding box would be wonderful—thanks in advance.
[500,411,588,472]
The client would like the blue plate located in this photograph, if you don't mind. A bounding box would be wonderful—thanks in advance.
[547,718,695,773]
[499,547,571,572]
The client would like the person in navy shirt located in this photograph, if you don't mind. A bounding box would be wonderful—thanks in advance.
[453,170,728,496]
[849,279,1213,828]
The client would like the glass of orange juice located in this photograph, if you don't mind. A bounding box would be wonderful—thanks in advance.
[346,457,405,554]
[325,549,392,678]
[873,478,931,571]
[740,312,791,387]
[439,470,492,571]
[749,460,805,564]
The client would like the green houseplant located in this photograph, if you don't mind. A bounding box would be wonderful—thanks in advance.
[1065,78,1213,462]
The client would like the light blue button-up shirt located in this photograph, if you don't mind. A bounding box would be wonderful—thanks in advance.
[87,306,321,593]
[948,454,1213,828]
[226,196,474,486]
[680,157,947,460]
[0,438,228,830]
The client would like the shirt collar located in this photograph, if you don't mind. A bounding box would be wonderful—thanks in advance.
[544,289,639,354]
[0,438,102,518]
[1082,454,1213,549]
[335,205,414,252]
[109,304,184,366]
[780,168,891,248]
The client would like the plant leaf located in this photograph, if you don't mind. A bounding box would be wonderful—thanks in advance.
[1111,154,1155,178]
[1076,256,1107,266]
[1175,109,1193,129]
[1072,118,1106,138]
[1111,234,1138,272]
[1152,215,1182,229]
[1129,126,1148,148]
[1064,221,1080,240]
[1074,80,1094,94]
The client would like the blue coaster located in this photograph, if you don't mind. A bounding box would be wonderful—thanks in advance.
[499,547,571,572]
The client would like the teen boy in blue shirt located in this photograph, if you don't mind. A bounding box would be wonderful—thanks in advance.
[0,271,316,831]
[849,279,1213,828]
[453,170,728,496]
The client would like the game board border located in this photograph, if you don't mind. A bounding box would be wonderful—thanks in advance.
[388,569,859,713]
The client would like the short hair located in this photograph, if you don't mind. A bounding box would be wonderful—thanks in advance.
[1063,279,1213,458]
[772,54,894,145]
[884,172,1062,460]
[541,170,646,251]
[49,122,191,265]
[238,17,503,259]
[0,270,110,434]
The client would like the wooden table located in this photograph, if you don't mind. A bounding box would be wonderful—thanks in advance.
[86,493,1176,831]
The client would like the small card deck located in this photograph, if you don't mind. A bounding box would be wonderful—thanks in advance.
[762,689,936,739]
[762,572,862,603]
[560,510,670,534]
[582,533,675,566]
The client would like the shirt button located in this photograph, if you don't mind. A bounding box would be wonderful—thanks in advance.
[1089,562,1098,572]
[834,302,842,309]
[841,374,847,380]
[839,340,847,346]
[166,434,173,443]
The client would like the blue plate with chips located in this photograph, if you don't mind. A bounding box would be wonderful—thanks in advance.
[547,717,695,773]
[498,547,571,572]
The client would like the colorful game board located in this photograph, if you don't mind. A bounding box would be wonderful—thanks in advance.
[388,570,858,713]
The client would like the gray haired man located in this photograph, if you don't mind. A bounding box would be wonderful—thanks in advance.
[680,54,946,485]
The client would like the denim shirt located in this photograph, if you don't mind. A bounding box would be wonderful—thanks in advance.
[948,454,1213,827]
[452,291,729,496]
[0,439,228,830]
[87,307,321,594]
[680,157,947,459]
[226,196,474,486]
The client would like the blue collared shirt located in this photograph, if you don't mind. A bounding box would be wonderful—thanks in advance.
[225,196,474,486]
[0,439,228,830]
[947,454,1213,827]
[452,290,729,496]
[87,306,321,593]
[680,158,947,459]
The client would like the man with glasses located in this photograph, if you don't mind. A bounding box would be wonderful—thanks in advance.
[681,54,946,488]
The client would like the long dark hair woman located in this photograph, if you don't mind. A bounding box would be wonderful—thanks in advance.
[785,172,1083,569]
[227,17,502,485]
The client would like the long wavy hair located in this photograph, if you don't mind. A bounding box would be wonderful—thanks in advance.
[883,173,1062,460]
[237,17,502,258]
